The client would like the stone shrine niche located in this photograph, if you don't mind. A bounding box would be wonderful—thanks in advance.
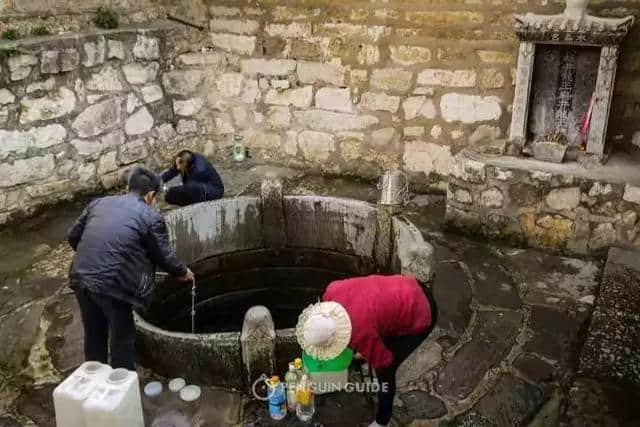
[509,0,635,164]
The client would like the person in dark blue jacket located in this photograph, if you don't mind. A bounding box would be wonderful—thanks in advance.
[161,150,224,206]
[68,166,194,370]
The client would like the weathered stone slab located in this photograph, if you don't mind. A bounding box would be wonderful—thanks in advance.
[176,52,226,67]
[418,69,476,87]
[125,106,154,135]
[370,68,413,93]
[298,131,335,163]
[133,35,159,60]
[140,85,164,103]
[435,310,521,399]
[122,62,159,85]
[546,187,581,210]
[283,196,377,258]
[623,185,640,204]
[162,70,204,95]
[45,294,84,373]
[315,88,351,112]
[0,88,15,105]
[0,302,45,369]
[211,32,256,55]
[431,261,472,335]
[390,45,432,66]
[72,97,124,137]
[402,96,437,120]
[264,86,313,108]
[83,36,106,67]
[40,50,60,74]
[118,138,148,165]
[524,305,583,365]
[20,87,76,124]
[294,110,378,132]
[359,91,399,113]
[8,54,38,80]
[85,65,124,91]
[297,61,347,86]
[0,124,66,159]
[0,155,55,187]
[210,18,260,35]
[266,106,291,129]
[472,374,544,427]
[441,93,501,123]
[397,335,443,388]
[61,49,80,71]
[399,390,447,420]
[106,39,125,60]
[173,98,204,116]
[403,141,454,176]
[217,72,243,97]
[514,353,555,382]
[266,22,312,38]
[241,58,296,76]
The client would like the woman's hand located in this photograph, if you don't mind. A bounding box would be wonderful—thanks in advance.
[353,352,365,361]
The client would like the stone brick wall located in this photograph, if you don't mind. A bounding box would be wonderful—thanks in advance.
[2,0,640,225]
[0,27,182,225]
[446,151,640,255]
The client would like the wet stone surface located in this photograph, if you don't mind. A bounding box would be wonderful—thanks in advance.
[431,261,472,336]
[513,353,555,383]
[435,310,522,400]
[398,390,447,419]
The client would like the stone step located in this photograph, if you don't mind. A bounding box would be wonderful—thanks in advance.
[578,247,640,386]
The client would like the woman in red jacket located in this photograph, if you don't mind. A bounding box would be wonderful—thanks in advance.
[296,275,438,427]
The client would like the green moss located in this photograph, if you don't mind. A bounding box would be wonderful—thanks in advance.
[1,29,21,40]
[32,26,51,37]
[0,48,19,59]
[93,7,119,30]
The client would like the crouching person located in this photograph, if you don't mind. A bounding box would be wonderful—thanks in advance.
[296,275,438,427]
[161,150,224,206]
[68,166,194,370]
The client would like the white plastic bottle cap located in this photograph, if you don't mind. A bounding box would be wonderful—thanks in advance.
[168,377,186,392]
[179,385,201,402]
[144,381,163,397]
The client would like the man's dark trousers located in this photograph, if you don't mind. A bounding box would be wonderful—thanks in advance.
[75,288,136,370]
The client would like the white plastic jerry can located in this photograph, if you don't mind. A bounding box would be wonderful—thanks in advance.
[82,368,145,427]
[53,361,113,427]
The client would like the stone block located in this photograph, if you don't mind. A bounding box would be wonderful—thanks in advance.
[371,128,397,146]
[0,107,7,125]
[406,10,484,26]
[546,187,581,210]
[623,185,640,204]
[480,187,504,208]
[454,188,472,204]
[97,151,118,175]
[472,374,544,426]
[633,131,640,148]
[72,97,124,138]
[122,62,159,85]
[125,107,154,136]
[210,18,260,35]
[315,88,351,112]
[106,40,125,60]
[266,106,291,129]
[403,141,454,176]
[284,131,298,156]
[242,130,281,150]
[211,33,256,55]
[358,44,381,65]
[176,52,226,67]
[298,131,336,162]
[0,302,45,369]
[297,61,347,86]
[272,6,320,21]
[480,68,505,89]
[440,93,502,124]
[0,124,66,159]
[118,138,148,165]
[350,69,368,86]
[173,98,204,116]
[83,36,106,67]
[133,35,159,60]
[85,65,124,91]
[126,93,141,114]
[402,96,437,120]
[40,51,60,74]
[431,125,443,139]
[477,50,513,64]
[589,223,617,251]
[371,68,413,93]
[177,119,198,135]
[210,5,240,16]
[71,130,124,157]
[20,87,76,124]
[417,69,476,87]
[241,58,296,76]
[140,85,164,103]
[266,22,312,38]
[162,70,205,95]
[60,49,80,72]
[359,92,400,113]
[8,54,38,81]
[452,154,486,183]
[389,45,431,66]
[294,110,378,132]
[0,89,16,105]
[0,155,55,187]
[404,126,424,138]
[265,86,313,108]
[270,80,290,90]
[217,72,243,97]
[26,77,56,94]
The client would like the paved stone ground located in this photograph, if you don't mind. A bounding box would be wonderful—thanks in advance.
[0,169,619,426]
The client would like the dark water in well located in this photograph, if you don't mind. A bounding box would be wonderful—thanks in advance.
[145,266,349,334]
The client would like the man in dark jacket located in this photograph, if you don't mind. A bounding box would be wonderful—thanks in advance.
[68,166,194,370]
[161,150,224,206]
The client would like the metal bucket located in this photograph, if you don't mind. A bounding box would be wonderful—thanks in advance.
[378,169,409,206]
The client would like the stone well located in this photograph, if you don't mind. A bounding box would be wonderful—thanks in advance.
[134,179,434,389]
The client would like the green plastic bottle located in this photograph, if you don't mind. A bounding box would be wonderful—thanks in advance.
[233,134,245,162]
